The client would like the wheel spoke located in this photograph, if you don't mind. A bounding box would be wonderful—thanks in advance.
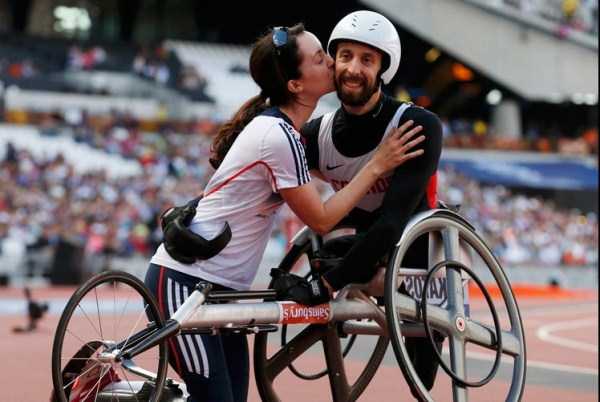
[465,320,521,356]
[448,335,468,402]
[396,293,454,333]
[65,329,103,355]
[321,325,350,400]
[441,227,466,317]
[265,324,327,380]
[94,288,105,341]
[92,364,110,402]
[119,366,141,402]
[63,360,102,390]
[76,304,103,340]
[61,357,101,361]
[121,304,150,351]
[113,281,117,342]
[115,295,131,340]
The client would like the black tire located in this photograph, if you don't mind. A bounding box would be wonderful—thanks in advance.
[254,231,388,402]
[51,270,168,402]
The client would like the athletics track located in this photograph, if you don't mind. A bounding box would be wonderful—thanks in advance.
[0,284,596,401]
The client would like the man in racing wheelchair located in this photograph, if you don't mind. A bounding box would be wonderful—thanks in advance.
[270,10,445,398]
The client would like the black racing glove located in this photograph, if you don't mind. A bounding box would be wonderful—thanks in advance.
[270,268,330,306]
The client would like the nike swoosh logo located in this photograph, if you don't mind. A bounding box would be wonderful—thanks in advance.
[326,164,344,171]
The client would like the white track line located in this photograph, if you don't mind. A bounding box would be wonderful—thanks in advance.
[469,302,597,319]
[524,359,597,376]
[523,304,598,318]
[536,317,598,353]
[442,348,598,376]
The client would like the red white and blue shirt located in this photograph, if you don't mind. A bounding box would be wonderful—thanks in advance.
[151,108,309,290]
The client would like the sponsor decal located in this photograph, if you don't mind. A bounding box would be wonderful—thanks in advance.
[330,176,391,194]
[326,163,344,171]
[278,301,331,324]
[403,275,470,314]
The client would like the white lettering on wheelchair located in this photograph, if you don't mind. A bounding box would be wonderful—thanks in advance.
[278,302,331,324]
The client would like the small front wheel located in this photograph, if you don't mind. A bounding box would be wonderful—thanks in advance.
[51,270,168,402]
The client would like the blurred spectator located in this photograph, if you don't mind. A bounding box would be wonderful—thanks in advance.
[582,127,599,154]
[0,106,596,276]
[132,45,172,86]
[67,45,107,70]
[442,116,598,155]
[562,0,581,24]
[4,141,17,164]
[0,84,5,122]
[179,65,208,92]
[6,59,37,79]
[39,112,62,137]
[0,113,216,265]
[500,0,599,35]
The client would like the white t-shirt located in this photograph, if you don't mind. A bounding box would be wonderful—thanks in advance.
[151,108,310,290]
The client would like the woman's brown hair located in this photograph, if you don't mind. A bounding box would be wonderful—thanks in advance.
[209,23,305,169]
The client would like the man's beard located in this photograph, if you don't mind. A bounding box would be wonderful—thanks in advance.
[334,73,379,106]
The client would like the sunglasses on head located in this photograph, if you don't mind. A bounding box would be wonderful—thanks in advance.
[272,26,289,56]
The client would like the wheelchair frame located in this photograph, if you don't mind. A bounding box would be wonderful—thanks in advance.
[51,208,526,402]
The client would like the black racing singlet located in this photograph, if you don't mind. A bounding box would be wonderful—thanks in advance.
[301,93,443,289]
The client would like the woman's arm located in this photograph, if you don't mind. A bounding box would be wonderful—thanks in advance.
[280,120,424,235]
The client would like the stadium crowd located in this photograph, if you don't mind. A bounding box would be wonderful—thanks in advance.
[498,0,598,35]
[441,117,598,155]
[439,167,597,267]
[0,111,597,277]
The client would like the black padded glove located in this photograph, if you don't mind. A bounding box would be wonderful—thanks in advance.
[160,196,231,264]
[270,268,330,306]
[160,198,201,264]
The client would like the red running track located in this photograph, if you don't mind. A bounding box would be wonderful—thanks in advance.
[0,286,597,402]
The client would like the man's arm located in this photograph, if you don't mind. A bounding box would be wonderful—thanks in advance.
[323,107,443,289]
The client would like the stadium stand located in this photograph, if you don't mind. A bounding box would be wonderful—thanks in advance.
[501,0,599,35]
[165,40,339,119]
[0,5,596,286]
[0,35,213,104]
[0,110,596,285]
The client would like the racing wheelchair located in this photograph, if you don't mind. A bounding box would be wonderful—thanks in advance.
[51,207,526,402]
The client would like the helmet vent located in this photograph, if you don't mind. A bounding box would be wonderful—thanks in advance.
[370,20,380,30]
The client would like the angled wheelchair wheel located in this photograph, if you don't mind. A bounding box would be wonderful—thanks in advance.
[51,270,168,402]
[254,229,389,402]
[384,212,526,402]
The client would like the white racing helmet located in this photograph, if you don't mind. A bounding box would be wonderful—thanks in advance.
[328,10,401,84]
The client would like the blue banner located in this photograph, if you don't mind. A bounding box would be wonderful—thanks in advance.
[440,158,598,191]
